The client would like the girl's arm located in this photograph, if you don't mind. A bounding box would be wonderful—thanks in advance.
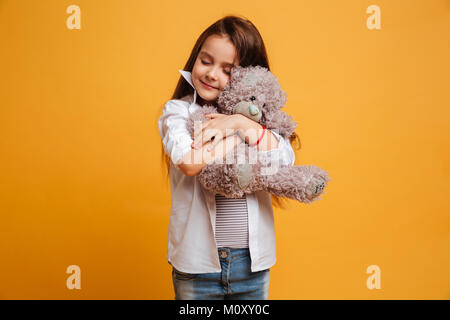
[196,113,279,152]
[182,113,294,176]
[177,141,213,176]
[178,134,243,176]
[234,114,279,152]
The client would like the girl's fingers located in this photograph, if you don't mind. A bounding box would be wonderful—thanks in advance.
[193,122,209,148]
[193,123,203,140]
[207,132,223,151]
[193,114,225,149]
[207,137,216,152]
[201,128,220,147]
[194,127,214,149]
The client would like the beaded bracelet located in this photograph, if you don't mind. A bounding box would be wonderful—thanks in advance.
[248,124,266,147]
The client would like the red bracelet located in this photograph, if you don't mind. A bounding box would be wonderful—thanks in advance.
[248,124,266,147]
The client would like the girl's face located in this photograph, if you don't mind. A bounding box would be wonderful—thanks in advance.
[192,35,239,103]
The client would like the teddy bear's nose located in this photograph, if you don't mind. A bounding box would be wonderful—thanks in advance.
[249,104,259,115]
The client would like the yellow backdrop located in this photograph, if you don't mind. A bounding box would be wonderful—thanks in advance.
[1,0,449,299]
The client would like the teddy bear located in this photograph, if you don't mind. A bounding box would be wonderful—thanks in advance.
[186,65,331,204]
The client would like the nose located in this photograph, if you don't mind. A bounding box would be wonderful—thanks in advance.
[206,67,218,81]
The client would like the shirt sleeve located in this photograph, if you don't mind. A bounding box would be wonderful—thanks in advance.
[158,100,193,166]
[257,129,295,167]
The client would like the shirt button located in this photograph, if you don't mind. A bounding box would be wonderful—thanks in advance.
[220,251,227,258]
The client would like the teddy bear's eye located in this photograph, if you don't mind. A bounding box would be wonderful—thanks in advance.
[250,96,256,101]
[262,103,266,108]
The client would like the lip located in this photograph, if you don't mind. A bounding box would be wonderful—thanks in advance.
[200,80,218,90]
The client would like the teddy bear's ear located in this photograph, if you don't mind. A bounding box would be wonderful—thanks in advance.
[230,65,244,77]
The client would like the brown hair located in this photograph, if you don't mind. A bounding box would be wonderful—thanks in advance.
[160,15,301,209]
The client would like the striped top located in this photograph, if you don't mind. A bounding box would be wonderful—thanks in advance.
[214,193,249,248]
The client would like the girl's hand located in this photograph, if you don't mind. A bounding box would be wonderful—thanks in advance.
[192,114,241,151]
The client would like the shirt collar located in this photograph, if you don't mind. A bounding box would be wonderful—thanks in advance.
[179,70,197,107]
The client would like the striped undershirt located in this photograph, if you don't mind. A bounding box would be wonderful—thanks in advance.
[214,193,249,249]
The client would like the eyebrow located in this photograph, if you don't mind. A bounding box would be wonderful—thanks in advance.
[199,51,236,67]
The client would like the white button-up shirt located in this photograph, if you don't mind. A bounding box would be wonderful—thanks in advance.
[158,70,295,273]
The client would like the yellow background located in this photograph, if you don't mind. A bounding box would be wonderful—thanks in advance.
[1,0,449,299]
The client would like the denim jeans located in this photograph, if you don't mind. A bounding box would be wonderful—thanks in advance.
[171,247,270,300]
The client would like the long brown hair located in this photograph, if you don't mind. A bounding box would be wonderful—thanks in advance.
[160,15,301,209]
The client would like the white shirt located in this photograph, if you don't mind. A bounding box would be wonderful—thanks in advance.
[158,70,295,273]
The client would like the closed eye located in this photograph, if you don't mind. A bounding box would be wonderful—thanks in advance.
[202,60,231,75]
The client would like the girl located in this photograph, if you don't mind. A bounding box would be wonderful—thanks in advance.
[158,15,300,300]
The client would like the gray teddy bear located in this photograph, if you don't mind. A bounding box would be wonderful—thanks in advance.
[187,65,331,204]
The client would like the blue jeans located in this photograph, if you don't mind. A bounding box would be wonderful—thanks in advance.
[171,247,270,300]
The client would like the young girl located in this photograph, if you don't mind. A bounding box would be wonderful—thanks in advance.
[158,15,298,300]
